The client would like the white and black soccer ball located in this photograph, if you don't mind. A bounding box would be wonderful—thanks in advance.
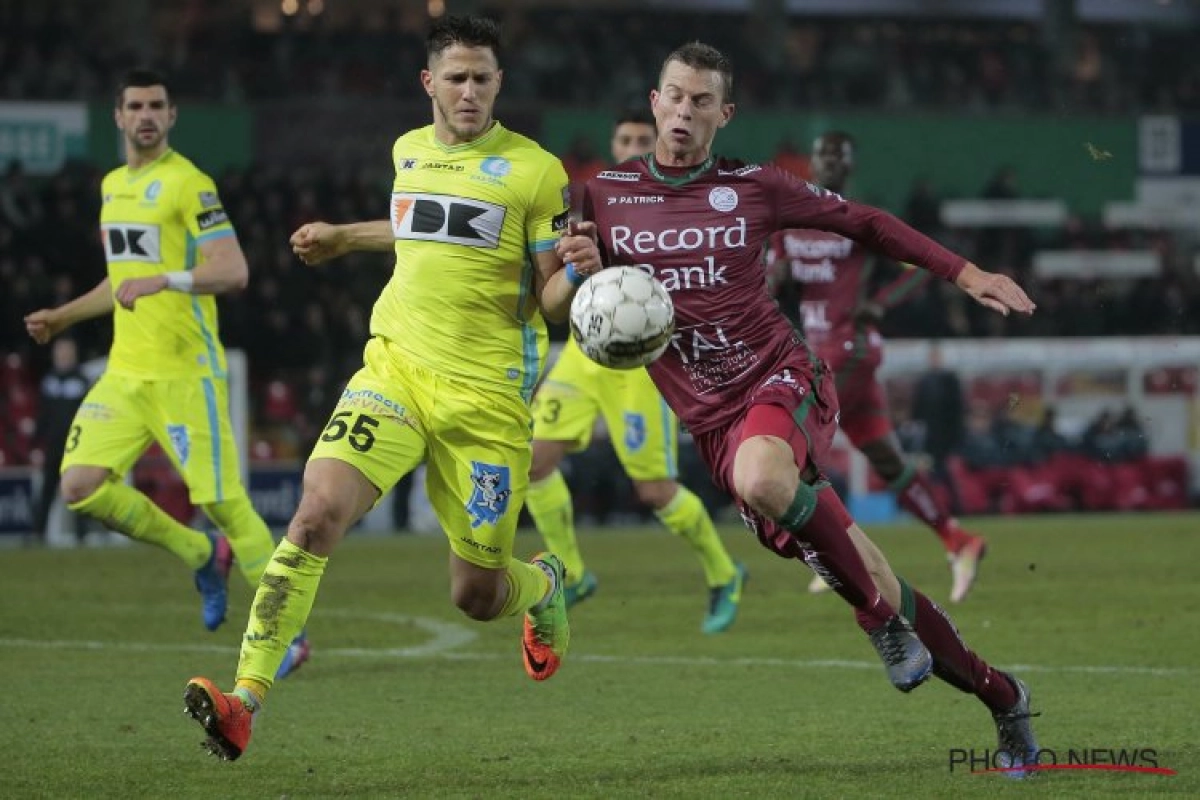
[569,266,675,370]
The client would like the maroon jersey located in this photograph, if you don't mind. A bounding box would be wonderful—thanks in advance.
[765,228,933,366]
[583,156,965,434]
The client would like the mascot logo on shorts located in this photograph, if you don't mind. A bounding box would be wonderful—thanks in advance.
[623,412,646,452]
[467,461,512,528]
[167,424,190,467]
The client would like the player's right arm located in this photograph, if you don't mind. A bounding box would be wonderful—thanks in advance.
[770,169,1036,318]
[290,220,393,265]
[24,278,115,344]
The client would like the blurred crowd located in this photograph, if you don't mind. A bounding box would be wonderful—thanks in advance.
[2,4,1199,113]
[3,157,1199,470]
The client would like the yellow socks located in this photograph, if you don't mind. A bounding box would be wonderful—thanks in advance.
[203,495,276,585]
[654,487,736,587]
[525,470,585,583]
[68,478,211,569]
[235,539,327,699]
[498,558,552,618]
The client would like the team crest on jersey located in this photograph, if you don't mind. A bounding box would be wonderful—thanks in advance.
[480,156,511,177]
[466,461,512,528]
[708,186,738,212]
[167,424,190,466]
[143,180,163,204]
[390,193,505,248]
[623,412,647,451]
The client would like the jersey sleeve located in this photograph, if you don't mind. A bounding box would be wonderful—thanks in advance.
[180,170,235,244]
[527,156,571,254]
[871,262,934,310]
[765,166,966,283]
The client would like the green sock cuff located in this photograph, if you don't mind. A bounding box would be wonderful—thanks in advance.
[777,481,819,530]
[65,478,115,514]
[274,538,329,570]
[652,486,688,520]
[897,576,917,623]
[528,470,567,492]
[232,686,260,712]
[888,463,918,493]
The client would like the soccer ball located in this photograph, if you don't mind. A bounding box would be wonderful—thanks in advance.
[569,266,675,370]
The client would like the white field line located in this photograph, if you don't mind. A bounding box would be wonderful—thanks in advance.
[0,608,1192,677]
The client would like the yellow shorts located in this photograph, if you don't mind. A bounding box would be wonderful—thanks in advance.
[309,337,532,569]
[531,338,678,481]
[61,372,246,505]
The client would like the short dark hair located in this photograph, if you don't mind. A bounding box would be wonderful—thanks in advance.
[614,108,655,128]
[116,68,173,108]
[426,15,502,65]
[660,42,734,103]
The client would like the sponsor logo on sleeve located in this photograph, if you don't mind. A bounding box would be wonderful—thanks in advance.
[597,170,641,182]
[398,158,418,170]
[196,208,230,231]
[198,191,220,208]
[390,192,506,248]
[717,164,762,177]
[552,210,570,232]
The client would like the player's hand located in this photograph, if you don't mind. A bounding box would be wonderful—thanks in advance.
[290,221,347,266]
[853,300,884,326]
[954,263,1036,316]
[24,308,65,344]
[114,275,168,310]
[556,221,602,278]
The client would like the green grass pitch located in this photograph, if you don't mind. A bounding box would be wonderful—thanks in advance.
[2,513,1197,798]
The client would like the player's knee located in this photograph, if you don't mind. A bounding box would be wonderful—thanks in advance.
[286,492,347,555]
[732,439,798,519]
[530,439,567,482]
[60,467,108,506]
[450,580,501,621]
[633,479,676,510]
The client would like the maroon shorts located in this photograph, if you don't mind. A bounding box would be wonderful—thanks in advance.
[821,329,892,448]
[691,357,841,560]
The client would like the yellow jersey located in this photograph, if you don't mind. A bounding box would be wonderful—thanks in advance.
[371,122,570,401]
[99,149,235,379]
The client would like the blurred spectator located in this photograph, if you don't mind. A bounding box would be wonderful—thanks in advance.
[911,343,965,506]
[32,337,89,542]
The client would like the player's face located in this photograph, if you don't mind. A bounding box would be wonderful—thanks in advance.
[422,45,502,145]
[811,136,854,192]
[115,86,175,152]
[650,61,734,165]
[610,122,655,163]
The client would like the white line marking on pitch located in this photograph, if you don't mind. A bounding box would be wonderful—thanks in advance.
[0,618,1191,677]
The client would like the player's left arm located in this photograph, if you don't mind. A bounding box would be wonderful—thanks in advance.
[528,159,601,323]
[114,174,248,310]
[774,170,1035,317]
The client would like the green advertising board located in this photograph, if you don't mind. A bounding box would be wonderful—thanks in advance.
[0,102,88,175]
[542,110,1136,216]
